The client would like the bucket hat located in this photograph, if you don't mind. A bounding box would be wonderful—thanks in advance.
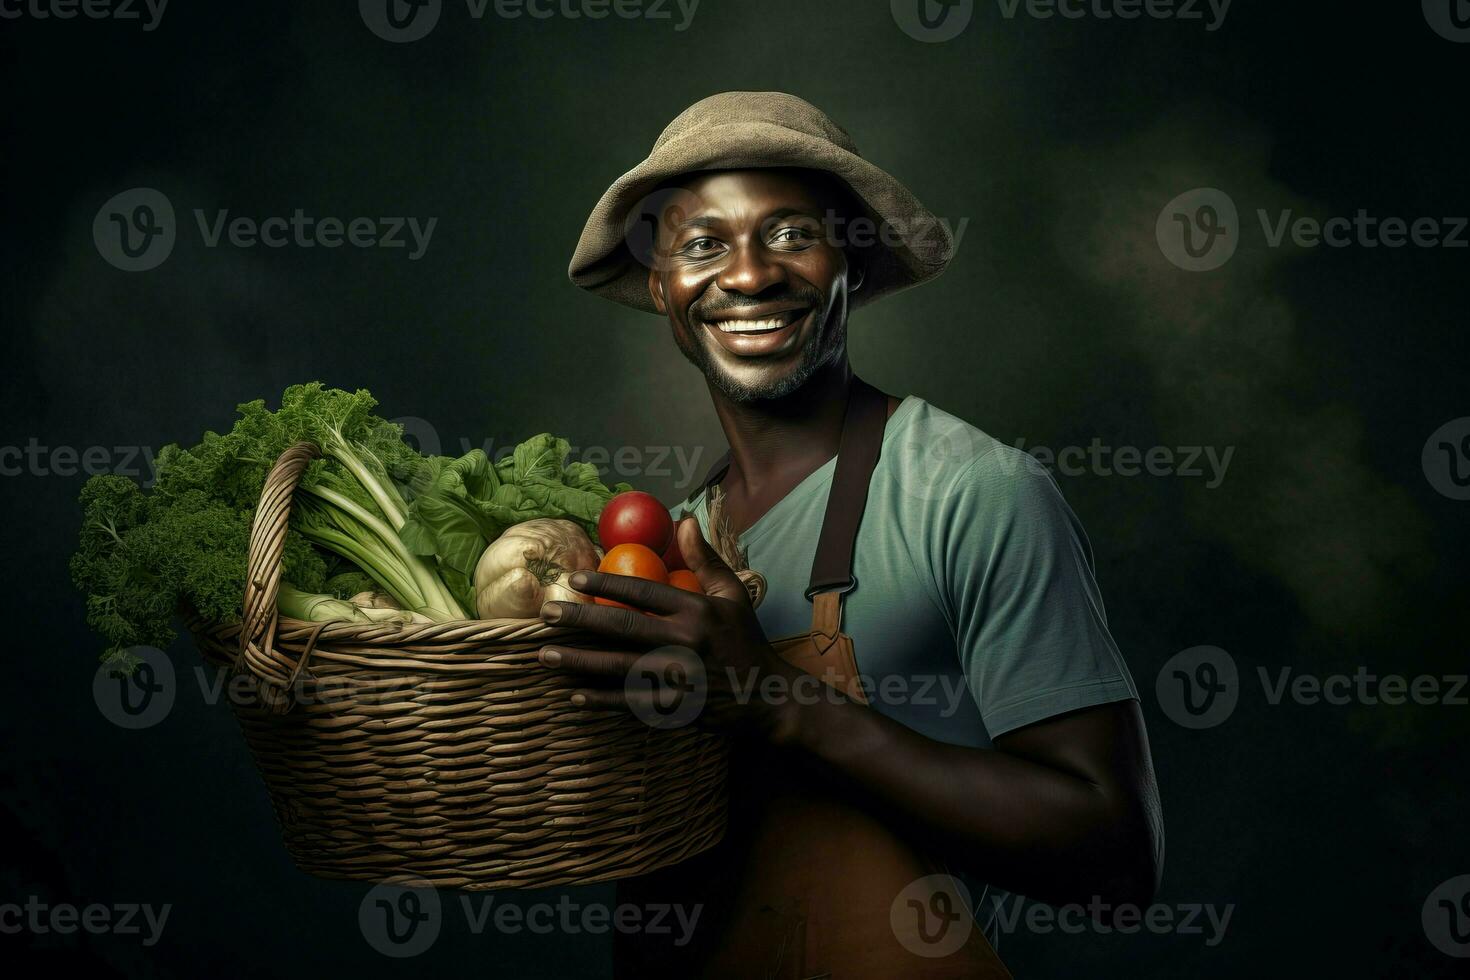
[568,91,955,312]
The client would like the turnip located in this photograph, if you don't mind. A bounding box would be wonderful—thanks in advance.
[473,519,602,619]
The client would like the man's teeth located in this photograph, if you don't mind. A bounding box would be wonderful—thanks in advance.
[714,317,790,333]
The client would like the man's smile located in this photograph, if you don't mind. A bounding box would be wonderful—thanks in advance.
[698,303,813,357]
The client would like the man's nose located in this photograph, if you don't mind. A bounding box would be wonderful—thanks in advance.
[716,242,787,296]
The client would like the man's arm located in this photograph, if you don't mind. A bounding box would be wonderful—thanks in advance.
[772,684,1164,911]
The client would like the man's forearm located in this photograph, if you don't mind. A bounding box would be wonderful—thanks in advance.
[768,678,1162,910]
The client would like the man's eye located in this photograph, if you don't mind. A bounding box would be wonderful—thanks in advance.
[682,237,722,255]
[771,227,815,245]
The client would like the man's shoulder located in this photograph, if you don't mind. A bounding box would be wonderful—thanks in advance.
[887,397,1053,502]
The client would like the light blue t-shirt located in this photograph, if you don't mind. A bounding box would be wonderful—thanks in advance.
[674,395,1139,941]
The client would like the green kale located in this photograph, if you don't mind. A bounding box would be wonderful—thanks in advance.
[70,475,326,670]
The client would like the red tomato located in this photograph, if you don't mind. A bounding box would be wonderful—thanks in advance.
[599,491,674,554]
[662,532,687,572]
[668,569,702,594]
[595,543,668,610]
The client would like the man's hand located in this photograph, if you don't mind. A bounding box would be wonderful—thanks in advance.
[537,516,801,739]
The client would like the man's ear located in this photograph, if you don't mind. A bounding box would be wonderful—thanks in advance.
[647,264,667,314]
[848,260,865,294]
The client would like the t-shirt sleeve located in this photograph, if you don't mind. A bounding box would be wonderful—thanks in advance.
[931,446,1138,738]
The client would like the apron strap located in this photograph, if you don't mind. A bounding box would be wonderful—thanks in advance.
[806,379,887,598]
[682,379,889,600]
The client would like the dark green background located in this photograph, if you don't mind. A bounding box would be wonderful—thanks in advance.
[3,1,1467,976]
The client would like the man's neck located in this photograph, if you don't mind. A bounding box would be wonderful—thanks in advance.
[705,360,856,532]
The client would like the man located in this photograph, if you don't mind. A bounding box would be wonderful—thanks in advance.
[539,91,1163,977]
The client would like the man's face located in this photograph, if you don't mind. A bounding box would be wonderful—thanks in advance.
[645,169,856,403]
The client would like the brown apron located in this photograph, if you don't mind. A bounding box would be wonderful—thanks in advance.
[616,382,1011,979]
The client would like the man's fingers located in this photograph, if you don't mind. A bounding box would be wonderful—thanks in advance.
[538,646,642,677]
[569,688,627,711]
[564,569,699,615]
[677,516,748,603]
[539,595,686,645]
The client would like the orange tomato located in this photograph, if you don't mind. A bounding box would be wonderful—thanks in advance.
[668,569,703,594]
[595,543,668,610]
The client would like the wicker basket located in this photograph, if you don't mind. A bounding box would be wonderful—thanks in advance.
[187,442,764,890]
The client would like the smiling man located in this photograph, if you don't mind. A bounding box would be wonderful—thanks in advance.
[548,91,1164,978]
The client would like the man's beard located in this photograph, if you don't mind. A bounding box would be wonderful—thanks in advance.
[672,299,847,403]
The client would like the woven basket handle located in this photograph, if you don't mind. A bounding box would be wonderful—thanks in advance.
[236,441,321,710]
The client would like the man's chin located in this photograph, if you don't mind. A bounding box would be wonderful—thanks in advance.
[699,336,842,402]
[674,313,841,403]
[705,362,810,403]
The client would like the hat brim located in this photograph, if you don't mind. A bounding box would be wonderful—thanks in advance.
[568,120,955,313]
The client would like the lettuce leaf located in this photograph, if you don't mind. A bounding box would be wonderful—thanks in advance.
[399,434,633,600]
